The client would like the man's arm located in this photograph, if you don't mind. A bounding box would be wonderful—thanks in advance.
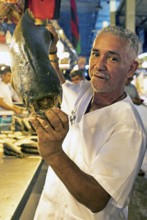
[0,97,22,114]
[30,108,110,213]
[49,53,65,84]
[47,24,65,84]
[0,97,14,110]
[46,148,110,213]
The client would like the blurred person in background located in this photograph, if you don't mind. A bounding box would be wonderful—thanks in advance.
[125,77,144,105]
[0,64,23,114]
[70,69,86,84]
[61,69,90,112]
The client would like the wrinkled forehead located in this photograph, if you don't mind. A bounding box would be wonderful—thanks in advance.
[93,32,136,59]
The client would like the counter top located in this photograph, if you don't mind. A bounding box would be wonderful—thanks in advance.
[0,155,43,220]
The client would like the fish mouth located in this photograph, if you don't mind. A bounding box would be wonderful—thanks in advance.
[27,94,61,118]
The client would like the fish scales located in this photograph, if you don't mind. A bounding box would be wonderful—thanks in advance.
[10,10,62,115]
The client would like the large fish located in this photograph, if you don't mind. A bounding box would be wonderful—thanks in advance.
[10,9,62,116]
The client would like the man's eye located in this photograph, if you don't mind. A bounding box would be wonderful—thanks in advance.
[109,56,119,62]
[91,52,99,57]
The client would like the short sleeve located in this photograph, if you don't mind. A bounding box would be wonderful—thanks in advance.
[89,128,146,208]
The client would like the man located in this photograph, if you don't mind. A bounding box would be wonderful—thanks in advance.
[0,64,22,114]
[30,25,146,220]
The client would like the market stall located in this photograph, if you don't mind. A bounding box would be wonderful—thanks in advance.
[0,154,47,220]
[0,111,47,220]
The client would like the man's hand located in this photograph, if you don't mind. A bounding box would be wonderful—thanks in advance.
[29,107,69,161]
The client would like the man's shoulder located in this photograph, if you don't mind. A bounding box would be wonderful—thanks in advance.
[62,79,91,91]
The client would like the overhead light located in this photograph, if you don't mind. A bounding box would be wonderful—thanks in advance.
[85,64,89,70]
[59,63,70,69]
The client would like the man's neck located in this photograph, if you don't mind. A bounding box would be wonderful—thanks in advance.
[87,92,126,112]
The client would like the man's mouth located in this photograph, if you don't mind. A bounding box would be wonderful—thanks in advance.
[92,73,109,80]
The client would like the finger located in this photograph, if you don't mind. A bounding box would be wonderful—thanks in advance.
[52,107,69,130]
[37,117,55,134]
[30,118,55,142]
[37,116,65,142]
[45,108,63,132]
[29,117,41,131]
[29,115,49,134]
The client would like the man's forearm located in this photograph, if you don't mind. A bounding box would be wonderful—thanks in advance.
[49,53,65,84]
[0,99,14,111]
[45,150,110,213]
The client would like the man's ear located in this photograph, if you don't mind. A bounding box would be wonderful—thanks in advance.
[128,60,139,78]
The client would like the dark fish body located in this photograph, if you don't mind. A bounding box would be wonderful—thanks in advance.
[10,10,62,115]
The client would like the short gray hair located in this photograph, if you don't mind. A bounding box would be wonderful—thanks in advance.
[97,25,139,56]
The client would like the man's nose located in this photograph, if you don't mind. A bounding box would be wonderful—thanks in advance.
[95,56,106,69]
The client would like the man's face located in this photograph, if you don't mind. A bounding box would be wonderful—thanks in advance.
[1,72,11,84]
[89,32,137,94]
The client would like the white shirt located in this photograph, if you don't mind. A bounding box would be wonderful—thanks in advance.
[0,80,13,111]
[34,80,146,220]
